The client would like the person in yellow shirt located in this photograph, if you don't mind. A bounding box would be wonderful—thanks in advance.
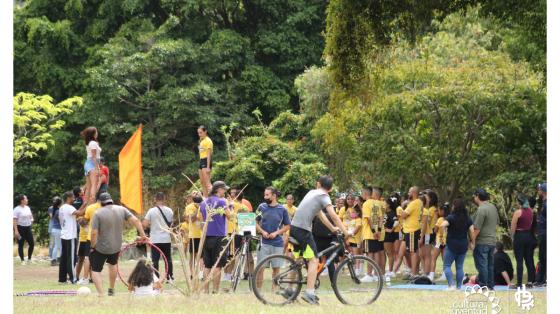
[184,191,204,278]
[285,194,298,219]
[360,187,385,282]
[197,125,213,197]
[76,199,102,285]
[422,190,439,281]
[392,186,422,276]
[431,202,450,282]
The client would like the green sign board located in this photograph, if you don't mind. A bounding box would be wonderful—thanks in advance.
[237,212,257,236]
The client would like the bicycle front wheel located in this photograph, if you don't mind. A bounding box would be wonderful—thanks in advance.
[333,255,383,305]
[231,251,246,292]
[251,254,303,305]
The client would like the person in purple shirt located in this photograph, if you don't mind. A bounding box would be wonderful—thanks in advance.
[200,181,232,293]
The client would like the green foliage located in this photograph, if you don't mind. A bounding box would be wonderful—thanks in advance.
[213,114,327,202]
[13,93,83,163]
[313,8,546,201]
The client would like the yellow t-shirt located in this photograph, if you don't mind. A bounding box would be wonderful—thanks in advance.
[435,217,447,245]
[227,201,247,234]
[285,204,298,219]
[180,222,189,244]
[342,207,362,244]
[338,206,346,220]
[198,137,213,159]
[395,206,404,233]
[428,206,438,231]
[362,199,385,241]
[79,202,101,242]
[403,198,422,233]
[185,203,202,239]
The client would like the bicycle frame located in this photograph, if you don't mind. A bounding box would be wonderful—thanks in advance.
[275,235,361,286]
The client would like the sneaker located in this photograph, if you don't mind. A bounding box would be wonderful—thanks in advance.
[320,269,328,277]
[108,288,115,296]
[385,274,391,283]
[446,286,457,291]
[402,273,413,280]
[77,278,89,285]
[58,281,68,285]
[301,291,319,305]
[50,260,58,267]
[198,271,204,280]
[277,287,295,300]
[222,274,231,282]
[387,271,396,278]
[20,261,27,266]
[360,274,375,283]
[166,279,174,285]
[436,273,447,282]
[534,281,546,287]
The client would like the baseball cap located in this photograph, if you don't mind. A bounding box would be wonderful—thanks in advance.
[212,181,230,191]
[99,192,113,205]
[538,183,547,193]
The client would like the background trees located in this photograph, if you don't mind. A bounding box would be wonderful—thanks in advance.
[14,1,546,244]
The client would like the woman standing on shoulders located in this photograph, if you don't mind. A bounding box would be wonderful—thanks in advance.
[197,126,213,197]
[80,127,101,204]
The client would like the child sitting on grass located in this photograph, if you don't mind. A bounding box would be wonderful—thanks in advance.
[127,258,164,296]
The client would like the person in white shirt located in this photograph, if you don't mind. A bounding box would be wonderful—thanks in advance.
[143,192,174,282]
[13,195,34,265]
[80,126,102,204]
[58,191,86,284]
[127,258,163,296]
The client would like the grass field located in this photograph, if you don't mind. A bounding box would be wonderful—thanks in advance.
[13,248,546,313]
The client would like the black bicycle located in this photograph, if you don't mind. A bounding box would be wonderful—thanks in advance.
[231,231,260,292]
[251,231,383,305]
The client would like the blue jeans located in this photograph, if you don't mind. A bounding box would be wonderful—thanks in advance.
[443,247,466,289]
[474,244,495,289]
[50,228,62,261]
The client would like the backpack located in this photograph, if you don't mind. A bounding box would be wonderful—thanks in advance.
[411,275,435,285]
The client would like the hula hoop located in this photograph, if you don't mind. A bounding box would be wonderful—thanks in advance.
[117,241,169,288]
[16,290,77,296]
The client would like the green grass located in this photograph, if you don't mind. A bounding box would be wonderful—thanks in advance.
[13,250,546,313]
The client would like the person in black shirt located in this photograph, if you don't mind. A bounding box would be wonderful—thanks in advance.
[383,194,400,280]
[493,241,514,287]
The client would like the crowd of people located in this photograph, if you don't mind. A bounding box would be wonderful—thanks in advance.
[13,125,547,300]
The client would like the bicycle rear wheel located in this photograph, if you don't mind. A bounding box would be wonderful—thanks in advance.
[333,255,383,305]
[251,254,303,305]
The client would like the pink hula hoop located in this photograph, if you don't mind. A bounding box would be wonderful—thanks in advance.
[117,241,169,288]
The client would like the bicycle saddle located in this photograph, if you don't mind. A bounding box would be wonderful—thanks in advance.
[288,236,300,245]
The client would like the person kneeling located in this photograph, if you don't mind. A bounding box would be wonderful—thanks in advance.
[127,258,163,296]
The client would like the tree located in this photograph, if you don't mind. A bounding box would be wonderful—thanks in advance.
[312,8,546,201]
[13,92,83,164]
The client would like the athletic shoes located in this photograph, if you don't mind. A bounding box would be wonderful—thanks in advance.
[108,288,115,296]
[436,273,447,282]
[20,260,27,266]
[301,291,319,305]
[446,286,457,291]
[277,287,295,300]
[77,278,89,285]
[360,274,377,283]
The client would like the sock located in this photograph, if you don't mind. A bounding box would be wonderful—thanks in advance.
[305,288,315,296]
[429,272,434,280]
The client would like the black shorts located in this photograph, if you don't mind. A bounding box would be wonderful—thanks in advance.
[78,241,91,257]
[290,226,318,259]
[203,236,228,268]
[89,249,119,272]
[187,238,200,254]
[363,239,384,253]
[384,232,398,243]
[199,159,212,169]
[404,230,421,253]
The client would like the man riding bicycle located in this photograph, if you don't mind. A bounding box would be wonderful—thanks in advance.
[289,175,349,305]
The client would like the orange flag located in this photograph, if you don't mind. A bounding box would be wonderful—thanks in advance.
[119,125,143,214]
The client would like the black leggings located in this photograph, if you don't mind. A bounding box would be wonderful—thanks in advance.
[151,242,173,280]
[59,238,77,283]
[536,234,546,283]
[17,225,34,261]
[513,231,536,285]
